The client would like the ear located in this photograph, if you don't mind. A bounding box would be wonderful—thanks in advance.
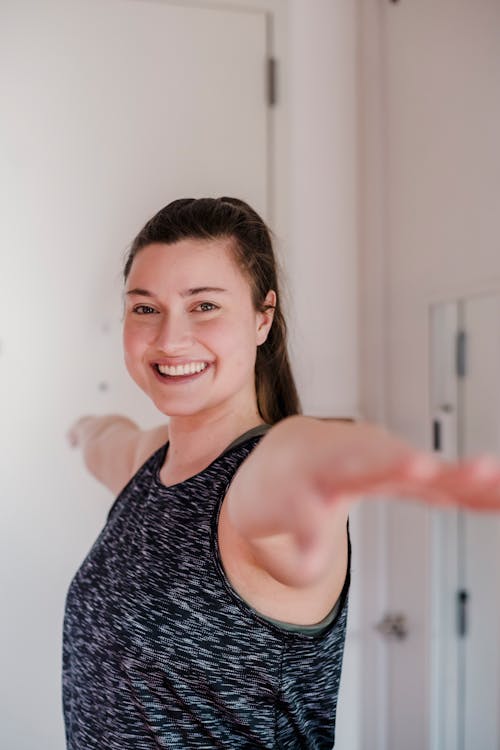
[256,290,277,346]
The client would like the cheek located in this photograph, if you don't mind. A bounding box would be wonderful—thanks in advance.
[209,317,258,367]
[122,323,148,365]
[122,325,136,354]
[208,316,255,348]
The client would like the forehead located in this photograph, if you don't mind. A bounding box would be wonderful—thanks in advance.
[126,238,246,289]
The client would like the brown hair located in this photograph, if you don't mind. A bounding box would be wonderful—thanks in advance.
[123,197,302,425]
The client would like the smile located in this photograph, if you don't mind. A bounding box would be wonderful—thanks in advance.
[152,361,212,383]
[157,362,209,376]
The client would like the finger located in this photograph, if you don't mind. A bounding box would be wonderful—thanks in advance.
[448,459,500,511]
[68,427,82,447]
[364,457,500,511]
[422,457,500,506]
[67,416,94,445]
[459,481,500,511]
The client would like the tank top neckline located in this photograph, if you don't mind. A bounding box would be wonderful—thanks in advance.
[153,422,272,490]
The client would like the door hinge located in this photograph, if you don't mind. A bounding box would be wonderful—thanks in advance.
[267,57,277,107]
[432,419,441,451]
[456,330,467,377]
[457,589,469,637]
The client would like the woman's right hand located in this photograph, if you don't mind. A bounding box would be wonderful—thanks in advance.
[67,414,128,449]
[67,416,96,448]
[66,414,168,495]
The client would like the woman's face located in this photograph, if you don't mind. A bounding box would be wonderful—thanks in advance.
[123,238,275,420]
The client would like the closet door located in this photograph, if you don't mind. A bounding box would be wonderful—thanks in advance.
[430,293,500,750]
[461,293,500,750]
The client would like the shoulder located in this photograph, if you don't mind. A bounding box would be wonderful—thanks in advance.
[132,423,169,475]
[93,422,169,496]
[217,416,351,627]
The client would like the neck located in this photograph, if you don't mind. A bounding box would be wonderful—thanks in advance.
[159,403,266,487]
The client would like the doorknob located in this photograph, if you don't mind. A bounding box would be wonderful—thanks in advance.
[375,613,408,640]
[438,403,454,413]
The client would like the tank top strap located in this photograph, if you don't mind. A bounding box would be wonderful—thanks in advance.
[222,422,272,454]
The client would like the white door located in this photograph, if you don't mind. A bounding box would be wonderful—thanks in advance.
[0,1,271,747]
[430,293,500,750]
[460,294,500,749]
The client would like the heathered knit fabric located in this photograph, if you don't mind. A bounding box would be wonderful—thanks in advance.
[62,430,351,749]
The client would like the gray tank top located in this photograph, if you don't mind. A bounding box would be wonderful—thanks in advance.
[62,426,351,748]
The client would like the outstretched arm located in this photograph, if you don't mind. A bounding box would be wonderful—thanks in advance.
[224,415,500,588]
[67,415,169,495]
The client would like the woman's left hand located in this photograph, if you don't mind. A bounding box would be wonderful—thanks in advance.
[231,415,500,544]
[311,425,500,513]
[226,415,500,588]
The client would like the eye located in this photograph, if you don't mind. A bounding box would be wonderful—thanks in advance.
[132,304,157,315]
[194,302,219,312]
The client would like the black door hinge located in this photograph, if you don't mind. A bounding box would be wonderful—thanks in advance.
[456,330,467,377]
[457,589,469,637]
[267,57,277,107]
[433,419,442,451]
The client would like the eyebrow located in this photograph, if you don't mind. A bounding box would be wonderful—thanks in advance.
[125,286,228,298]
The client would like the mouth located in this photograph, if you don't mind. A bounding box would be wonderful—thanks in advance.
[151,361,212,384]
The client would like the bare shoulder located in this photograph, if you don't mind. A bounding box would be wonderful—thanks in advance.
[87,421,169,496]
[132,423,170,474]
[217,416,350,626]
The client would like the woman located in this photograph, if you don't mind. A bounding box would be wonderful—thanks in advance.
[65,197,500,749]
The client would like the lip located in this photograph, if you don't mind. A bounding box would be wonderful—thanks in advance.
[150,362,212,384]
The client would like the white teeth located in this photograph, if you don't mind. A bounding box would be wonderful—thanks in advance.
[157,362,208,377]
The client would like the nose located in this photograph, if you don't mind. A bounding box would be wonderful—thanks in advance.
[153,312,193,352]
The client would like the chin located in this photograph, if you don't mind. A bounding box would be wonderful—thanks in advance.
[146,389,207,417]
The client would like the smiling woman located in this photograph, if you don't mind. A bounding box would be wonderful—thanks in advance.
[121,235,276,432]
[64,197,500,750]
